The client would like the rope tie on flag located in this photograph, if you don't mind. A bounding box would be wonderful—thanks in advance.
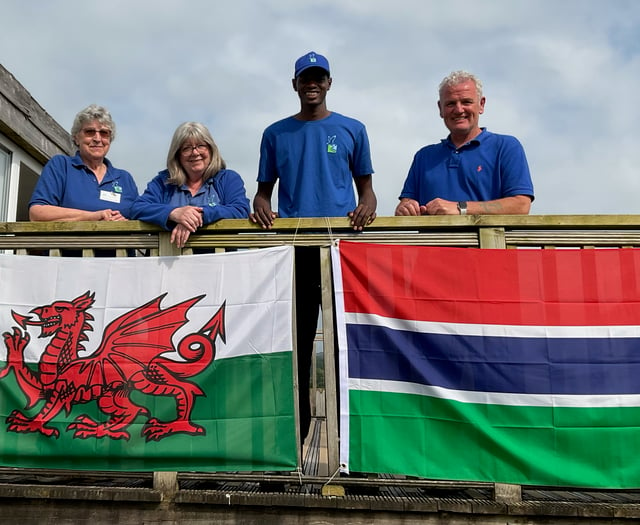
[323,465,342,487]
[292,218,302,245]
[324,217,337,246]
[294,466,303,485]
[291,218,336,246]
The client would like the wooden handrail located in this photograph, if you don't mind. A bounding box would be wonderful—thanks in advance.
[3,215,640,497]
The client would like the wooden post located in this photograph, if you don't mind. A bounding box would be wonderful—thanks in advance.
[494,482,522,503]
[157,231,181,256]
[153,471,178,500]
[320,246,340,476]
[479,226,507,249]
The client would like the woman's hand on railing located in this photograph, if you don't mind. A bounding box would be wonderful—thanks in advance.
[98,209,128,221]
[168,206,204,231]
[170,223,193,248]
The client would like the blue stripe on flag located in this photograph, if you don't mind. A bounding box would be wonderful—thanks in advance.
[347,324,640,395]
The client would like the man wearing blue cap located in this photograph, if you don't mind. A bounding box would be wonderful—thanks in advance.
[253,51,376,226]
[251,51,377,446]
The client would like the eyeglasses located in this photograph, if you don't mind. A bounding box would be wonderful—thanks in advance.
[181,144,209,155]
[81,128,112,139]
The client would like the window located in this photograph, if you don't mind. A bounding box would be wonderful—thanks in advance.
[0,136,43,222]
[0,147,10,221]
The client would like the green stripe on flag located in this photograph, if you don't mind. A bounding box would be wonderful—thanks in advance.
[0,352,296,471]
[348,389,640,488]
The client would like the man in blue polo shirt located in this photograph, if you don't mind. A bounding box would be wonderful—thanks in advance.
[395,70,534,216]
[251,51,377,447]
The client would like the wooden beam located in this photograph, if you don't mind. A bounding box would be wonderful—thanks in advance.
[0,64,73,162]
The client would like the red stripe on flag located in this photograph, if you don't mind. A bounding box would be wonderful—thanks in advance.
[338,242,640,326]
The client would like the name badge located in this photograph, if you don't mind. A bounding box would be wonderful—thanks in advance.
[100,190,122,204]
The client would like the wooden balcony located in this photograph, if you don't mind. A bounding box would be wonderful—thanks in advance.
[5,214,640,255]
[1,215,640,524]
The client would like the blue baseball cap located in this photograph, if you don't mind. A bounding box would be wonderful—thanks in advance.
[294,52,330,78]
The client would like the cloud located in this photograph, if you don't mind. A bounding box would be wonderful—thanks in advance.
[1,0,638,216]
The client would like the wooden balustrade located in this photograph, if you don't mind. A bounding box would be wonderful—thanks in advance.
[2,214,640,499]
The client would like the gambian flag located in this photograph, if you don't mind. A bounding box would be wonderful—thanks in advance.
[0,246,296,472]
[333,241,640,488]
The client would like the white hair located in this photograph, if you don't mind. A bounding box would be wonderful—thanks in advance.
[438,71,483,99]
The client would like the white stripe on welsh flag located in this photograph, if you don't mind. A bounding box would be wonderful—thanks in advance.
[0,246,294,363]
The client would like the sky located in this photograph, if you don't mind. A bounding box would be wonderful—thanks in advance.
[1,0,638,217]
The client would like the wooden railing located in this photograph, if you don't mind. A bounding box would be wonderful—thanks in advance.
[2,215,640,499]
[5,214,640,256]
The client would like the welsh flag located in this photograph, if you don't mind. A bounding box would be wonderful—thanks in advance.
[333,241,640,488]
[0,246,296,471]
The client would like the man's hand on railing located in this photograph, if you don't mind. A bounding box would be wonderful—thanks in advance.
[394,198,423,216]
[351,175,377,230]
[251,200,278,229]
[348,205,376,231]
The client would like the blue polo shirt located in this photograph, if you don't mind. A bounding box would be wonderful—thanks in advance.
[399,129,534,204]
[258,112,374,218]
[29,152,139,217]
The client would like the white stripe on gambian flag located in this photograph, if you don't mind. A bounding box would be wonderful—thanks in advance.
[349,378,640,408]
[345,312,640,339]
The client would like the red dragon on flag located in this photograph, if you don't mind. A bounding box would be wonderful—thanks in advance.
[0,291,225,442]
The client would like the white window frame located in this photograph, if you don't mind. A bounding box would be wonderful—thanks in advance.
[0,134,43,222]
[0,146,10,221]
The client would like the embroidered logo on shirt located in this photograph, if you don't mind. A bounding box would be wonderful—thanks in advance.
[477,165,483,172]
[327,135,337,154]
[112,181,122,193]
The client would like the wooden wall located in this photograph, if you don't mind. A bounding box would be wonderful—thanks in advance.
[0,63,73,162]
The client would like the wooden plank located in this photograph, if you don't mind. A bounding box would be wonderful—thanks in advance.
[157,231,181,256]
[494,482,521,503]
[0,235,158,249]
[479,227,506,249]
[0,64,73,161]
[153,471,178,498]
[6,215,640,237]
[320,246,340,476]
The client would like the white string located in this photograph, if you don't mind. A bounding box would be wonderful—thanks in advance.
[323,465,342,487]
[292,217,302,245]
[325,217,337,246]
[292,217,337,246]
[294,466,303,485]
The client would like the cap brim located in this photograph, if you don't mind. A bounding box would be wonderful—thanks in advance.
[295,65,330,77]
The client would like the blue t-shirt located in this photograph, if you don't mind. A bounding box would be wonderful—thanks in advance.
[257,112,374,218]
[29,152,139,217]
[130,168,250,230]
[399,129,534,204]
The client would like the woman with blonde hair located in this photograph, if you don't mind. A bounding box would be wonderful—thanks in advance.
[132,122,250,248]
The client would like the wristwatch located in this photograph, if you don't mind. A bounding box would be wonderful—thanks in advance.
[457,201,468,215]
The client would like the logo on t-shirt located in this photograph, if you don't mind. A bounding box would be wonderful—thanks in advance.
[327,135,337,154]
